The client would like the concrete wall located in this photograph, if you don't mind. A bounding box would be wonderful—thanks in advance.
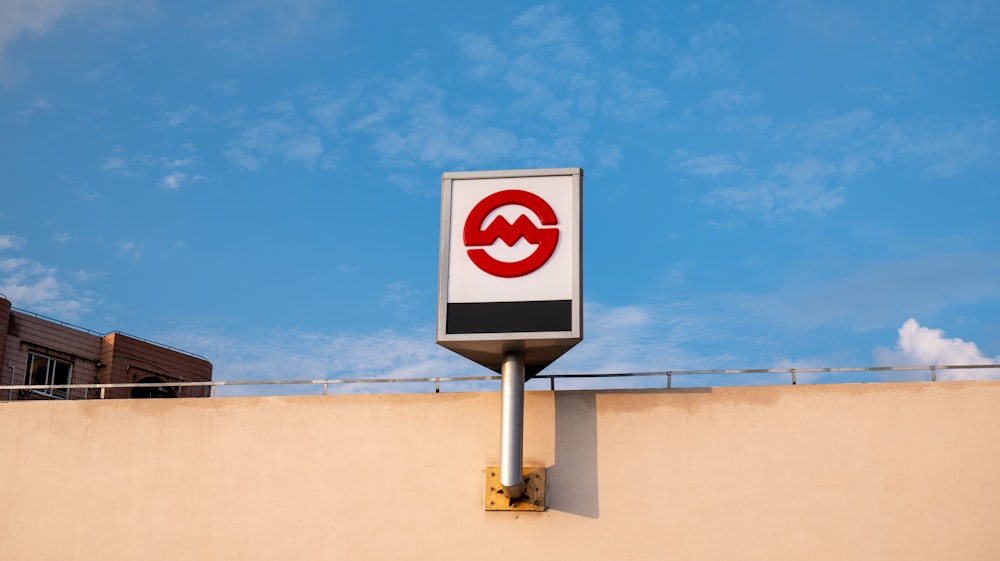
[1,381,998,560]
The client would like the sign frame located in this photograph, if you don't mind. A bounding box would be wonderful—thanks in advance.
[437,168,583,377]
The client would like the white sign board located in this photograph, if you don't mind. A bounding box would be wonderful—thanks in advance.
[437,168,583,376]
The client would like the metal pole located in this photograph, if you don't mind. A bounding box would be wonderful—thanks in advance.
[500,350,526,500]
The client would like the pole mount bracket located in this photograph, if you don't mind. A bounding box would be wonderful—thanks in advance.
[485,466,546,511]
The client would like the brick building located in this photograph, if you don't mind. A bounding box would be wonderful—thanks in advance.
[0,296,212,400]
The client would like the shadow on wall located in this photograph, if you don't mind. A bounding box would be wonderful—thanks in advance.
[548,392,600,519]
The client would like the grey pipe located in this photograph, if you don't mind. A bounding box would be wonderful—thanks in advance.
[500,351,526,499]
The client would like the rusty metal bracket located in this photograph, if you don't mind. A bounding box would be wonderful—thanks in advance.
[484,466,545,511]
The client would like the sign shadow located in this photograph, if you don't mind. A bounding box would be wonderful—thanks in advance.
[547,391,600,519]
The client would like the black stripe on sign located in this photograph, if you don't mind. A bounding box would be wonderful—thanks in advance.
[447,300,573,334]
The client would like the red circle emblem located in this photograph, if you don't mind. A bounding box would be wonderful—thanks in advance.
[463,189,559,278]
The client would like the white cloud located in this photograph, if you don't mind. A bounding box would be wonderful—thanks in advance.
[219,9,628,174]
[773,156,837,183]
[72,269,104,282]
[0,257,93,320]
[456,32,508,80]
[302,63,603,172]
[838,153,875,176]
[207,79,239,95]
[0,0,151,81]
[791,110,875,146]
[200,0,325,58]
[380,281,423,320]
[164,157,194,169]
[724,114,773,135]
[512,3,588,67]
[883,116,1000,176]
[348,99,395,132]
[635,27,674,54]
[160,171,186,190]
[550,304,653,374]
[51,232,74,245]
[705,183,777,215]
[18,97,53,118]
[0,0,89,72]
[101,152,201,187]
[0,234,26,250]
[691,20,740,47]
[165,106,209,129]
[154,300,720,395]
[706,156,847,218]
[777,110,996,180]
[770,157,845,213]
[504,54,555,108]
[308,94,353,131]
[101,156,127,171]
[225,148,260,171]
[547,302,716,378]
[706,181,845,218]
[516,135,582,167]
[673,152,743,178]
[359,76,521,168]
[783,1,865,43]
[257,0,322,37]
[776,183,845,214]
[671,21,739,80]
[590,6,622,50]
[158,157,203,189]
[874,319,998,380]
[78,182,102,201]
[727,252,1000,332]
[283,134,323,166]
[228,105,326,169]
[601,70,668,122]
[100,152,158,177]
[118,241,143,260]
[597,144,622,169]
[705,87,760,110]
[166,326,474,395]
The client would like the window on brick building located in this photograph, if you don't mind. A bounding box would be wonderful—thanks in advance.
[25,353,73,398]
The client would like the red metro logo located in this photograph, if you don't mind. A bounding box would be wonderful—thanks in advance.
[463,189,559,278]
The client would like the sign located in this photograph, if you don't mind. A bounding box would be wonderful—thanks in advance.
[464,189,559,278]
[437,168,583,376]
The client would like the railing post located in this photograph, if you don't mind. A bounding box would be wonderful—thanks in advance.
[930,366,937,382]
[790,369,797,385]
[667,372,672,389]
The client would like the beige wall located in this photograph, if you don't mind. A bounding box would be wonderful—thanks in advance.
[1,381,998,560]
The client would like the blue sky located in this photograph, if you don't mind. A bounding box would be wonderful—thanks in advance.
[1,0,998,389]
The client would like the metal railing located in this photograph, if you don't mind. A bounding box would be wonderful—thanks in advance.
[9,306,104,337]
[0,364,996,399]
[8,307,208,361]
